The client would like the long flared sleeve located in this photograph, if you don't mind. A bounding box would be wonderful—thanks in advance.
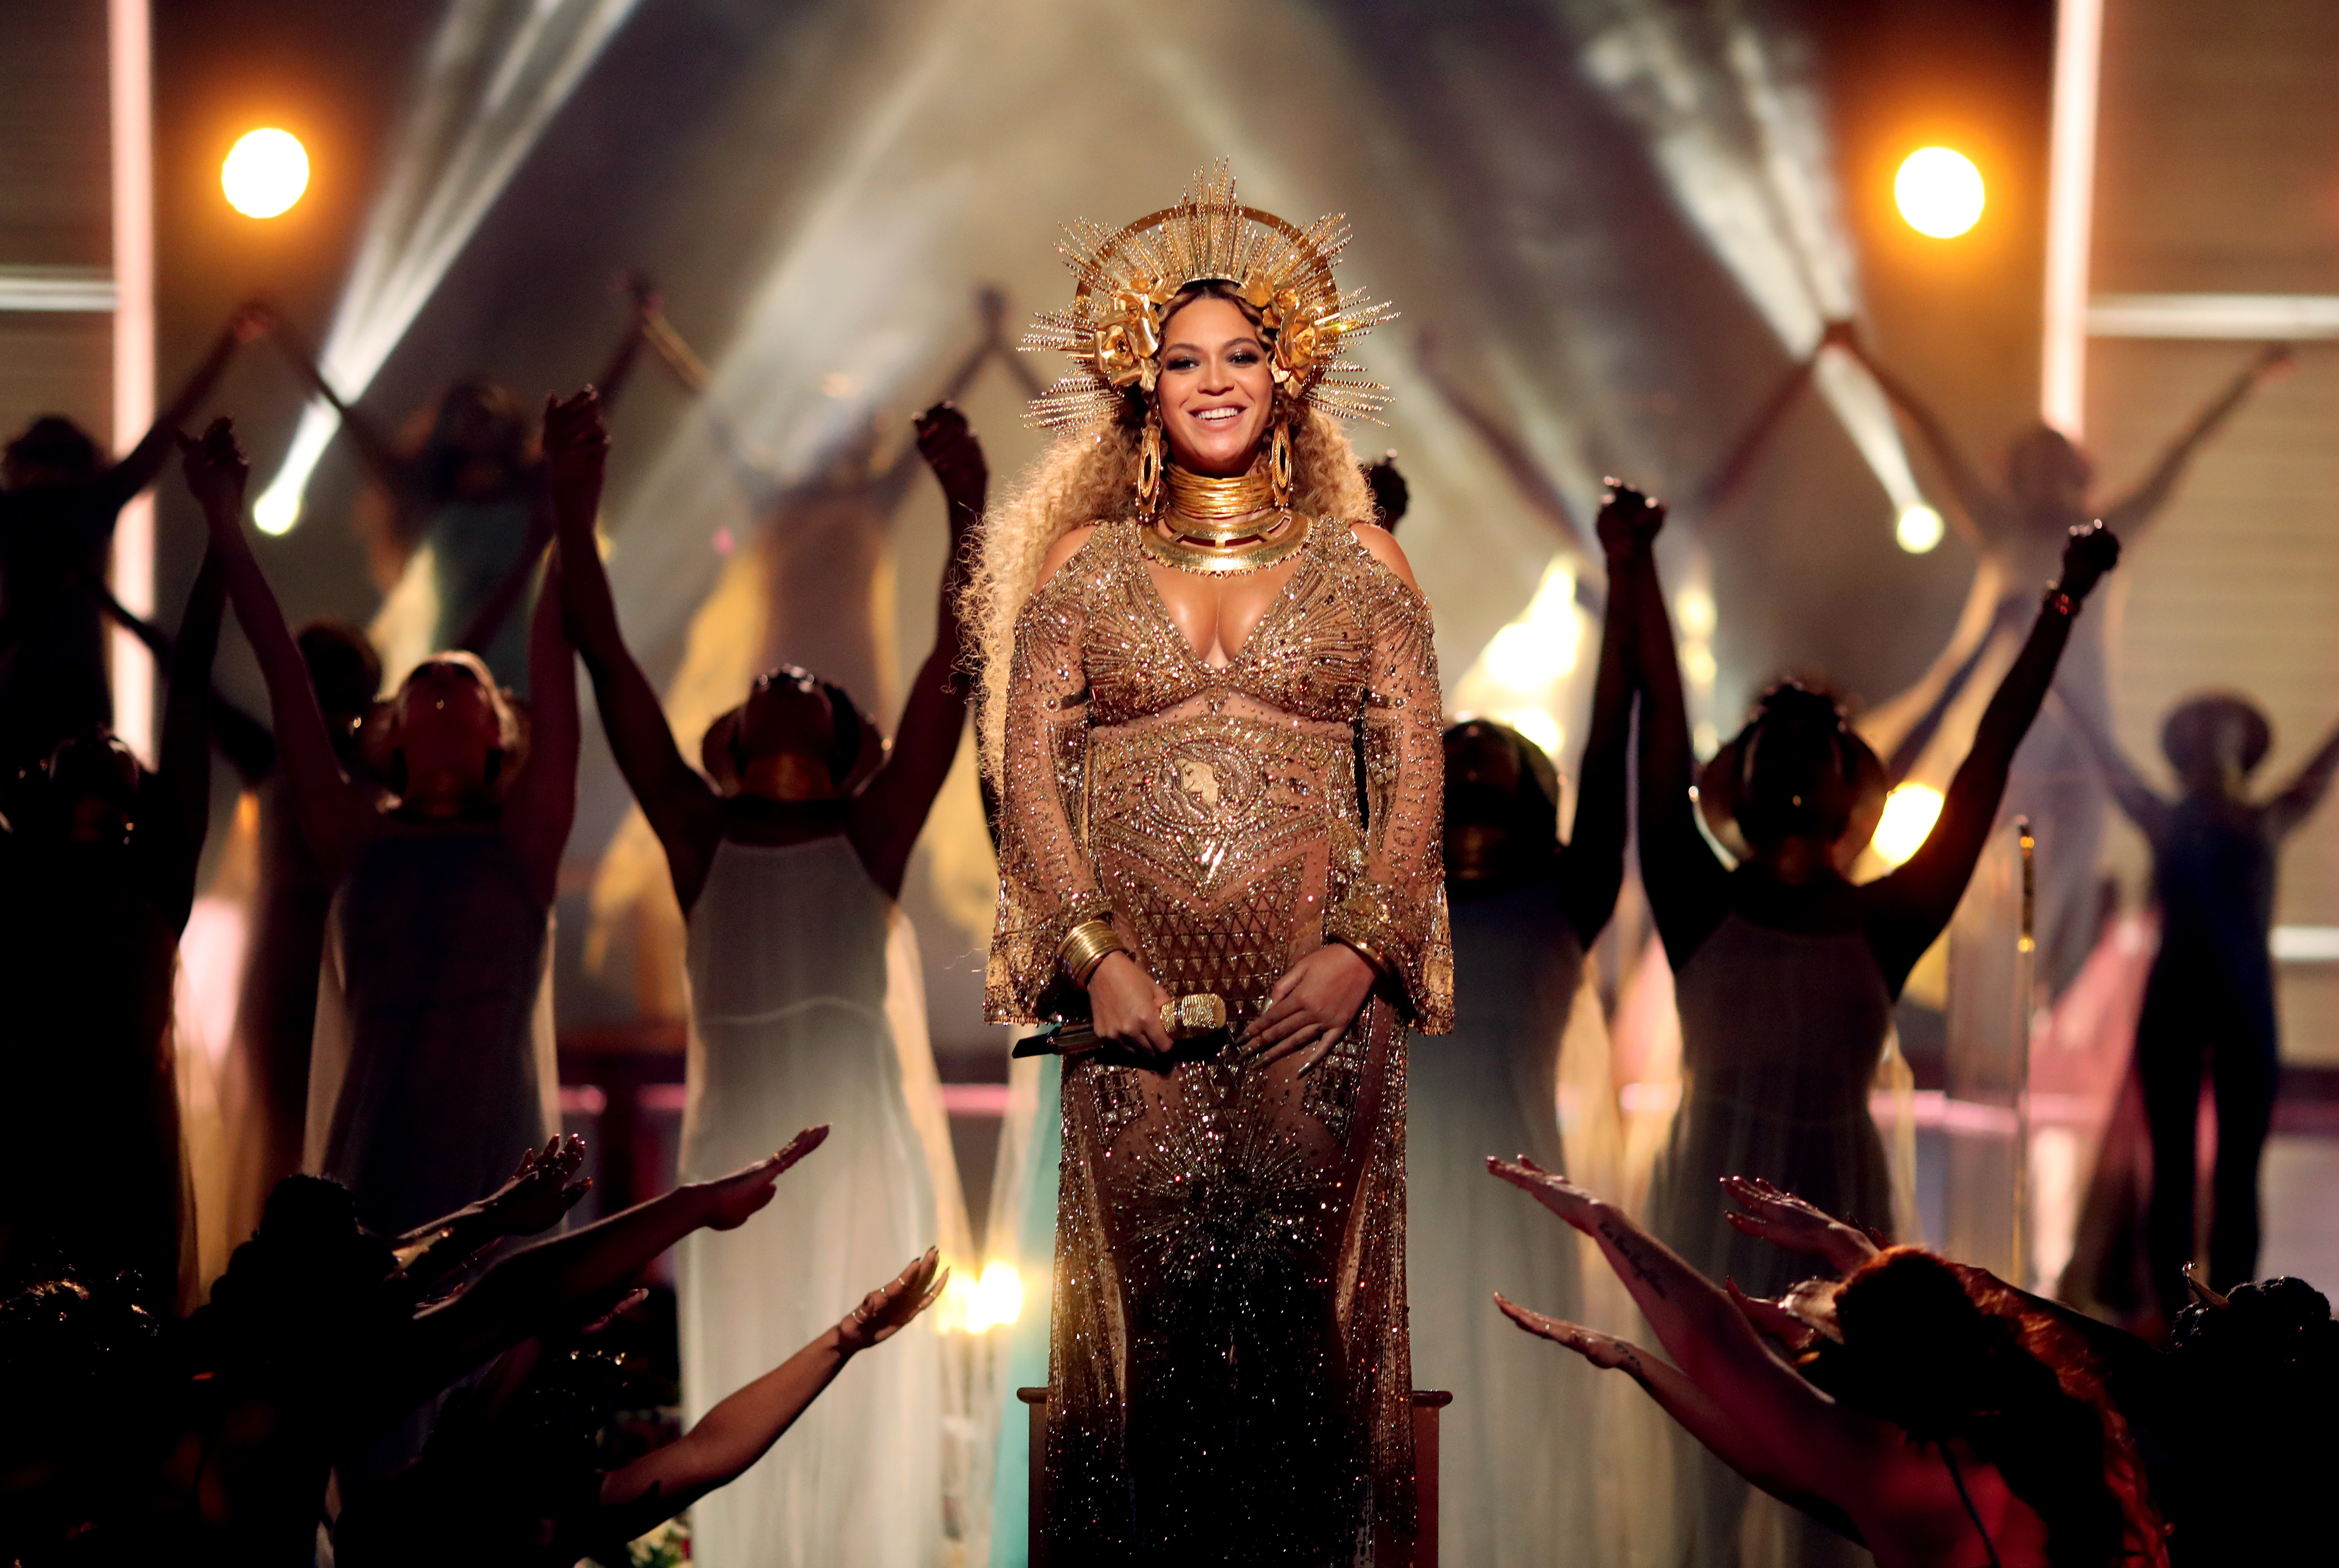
[1325,546,1454,1032]
[984,571,1111,1024]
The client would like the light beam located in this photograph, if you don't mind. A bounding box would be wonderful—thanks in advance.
[253,0,644,533]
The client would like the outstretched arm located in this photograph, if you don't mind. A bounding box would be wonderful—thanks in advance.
[850,403,984,898]
[392,1135,592,1288]
[104,305,268,505]
[1493,1299,1862,1541]
[66,562,277,782]
[181,420,378,877]
[1864,525,2121,990]
[155,547,228,916]
[1832,324,2000,549]
[587,274,658,414]
[1555,485,1650,945]
[1691,349,1818,517]
[501,543,578,909]
[267,314,413,495]
[546,389,723,910]
[596,1249,945,1530]
[2054,689,2172,839]
[1625,486,1732,967]
[394,1128,828,1406]
[2102,344,2290,538]
[1489,1158,1887,1505]
[2267,713,2339,839]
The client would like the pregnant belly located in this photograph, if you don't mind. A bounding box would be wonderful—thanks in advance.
[1086,715,1359,1021]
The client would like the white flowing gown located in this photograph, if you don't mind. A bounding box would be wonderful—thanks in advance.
[677,835,959,1568]
[1406,877,1599,1568]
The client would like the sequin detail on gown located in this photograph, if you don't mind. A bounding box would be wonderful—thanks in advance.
[986,519,1450,1564]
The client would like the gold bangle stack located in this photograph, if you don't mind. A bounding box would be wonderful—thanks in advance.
[1059,918,1126,985]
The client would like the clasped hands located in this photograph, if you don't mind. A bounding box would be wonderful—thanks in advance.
[1082,939,1378,1069]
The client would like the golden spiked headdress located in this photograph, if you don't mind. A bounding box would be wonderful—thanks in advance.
[1025,162,1397,433]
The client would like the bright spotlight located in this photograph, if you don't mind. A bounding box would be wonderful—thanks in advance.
[1896,504,1945,554]
[222,128,310,219]
[254,485,301,536]
[1894,147,1984,239]
[1870,782,1945,866]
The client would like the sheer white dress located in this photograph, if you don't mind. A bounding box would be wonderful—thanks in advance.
[1406,878,1599,1568]
[677,834,965,1568]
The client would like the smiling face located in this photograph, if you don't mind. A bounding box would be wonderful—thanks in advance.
[1154,292,1276,478]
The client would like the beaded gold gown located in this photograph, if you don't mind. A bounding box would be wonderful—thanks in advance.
[987,515,1451,1565]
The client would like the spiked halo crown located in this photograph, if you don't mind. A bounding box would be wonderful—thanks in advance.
[1024,162,1397,433]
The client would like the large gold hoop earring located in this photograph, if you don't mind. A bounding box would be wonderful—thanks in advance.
[1135,411,1166,517]
[1268,420,1294,509]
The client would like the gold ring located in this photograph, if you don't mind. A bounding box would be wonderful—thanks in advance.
[1158,992,1228,1039]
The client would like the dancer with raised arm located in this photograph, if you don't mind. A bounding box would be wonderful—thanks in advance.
[973,166,1447,1564]
[272,282,654,688]
[1632,482,2120,1563]
[0,466,232,1308]
[1489,1158,2167,1568]
[0,304,268,772]
[2065,692,2339,1314]
[1842,328,2288,992]
[551,387,981,1568]
[1407,481,1652,1567]
[190,416,578,1243]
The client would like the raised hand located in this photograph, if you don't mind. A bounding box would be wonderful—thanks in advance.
[492,1133,594,1236]
[179,417,250,518]
[1595,479,1665,559]
[543,388,609,530]
[1494,1295,1647,1372]
[837,1247,948,1352]
[1487,1153,1601,1230]
[701,1125,829,1231]
[913,401,987,528]
[1242,943,1377,1070]
[1725,1279,1821,1354]
[231,300,276,343]
[1720,1175,1879,1275]
[2056,520,2120,602]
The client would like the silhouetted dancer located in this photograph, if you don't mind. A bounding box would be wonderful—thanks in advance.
[0,511,230,1310]
[2064,691,2339,1313]
[0,304,267,771]
[1840,326,2289,991]
[271,278,654,688]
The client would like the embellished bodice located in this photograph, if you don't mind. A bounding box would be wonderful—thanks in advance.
[985,518,1451,1032]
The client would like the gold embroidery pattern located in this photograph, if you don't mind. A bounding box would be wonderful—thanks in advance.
[988,515,1447,1561]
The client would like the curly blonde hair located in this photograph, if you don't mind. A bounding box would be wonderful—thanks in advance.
[967,404,1373,781]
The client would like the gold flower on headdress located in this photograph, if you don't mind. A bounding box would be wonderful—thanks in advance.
[1093,284,1171,392]
[1025,161,1397,432]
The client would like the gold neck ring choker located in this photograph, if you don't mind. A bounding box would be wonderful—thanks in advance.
[1165,463,1275,532]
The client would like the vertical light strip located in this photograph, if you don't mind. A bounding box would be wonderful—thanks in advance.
[2040,0,2104,437]
[108,0,156,760]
